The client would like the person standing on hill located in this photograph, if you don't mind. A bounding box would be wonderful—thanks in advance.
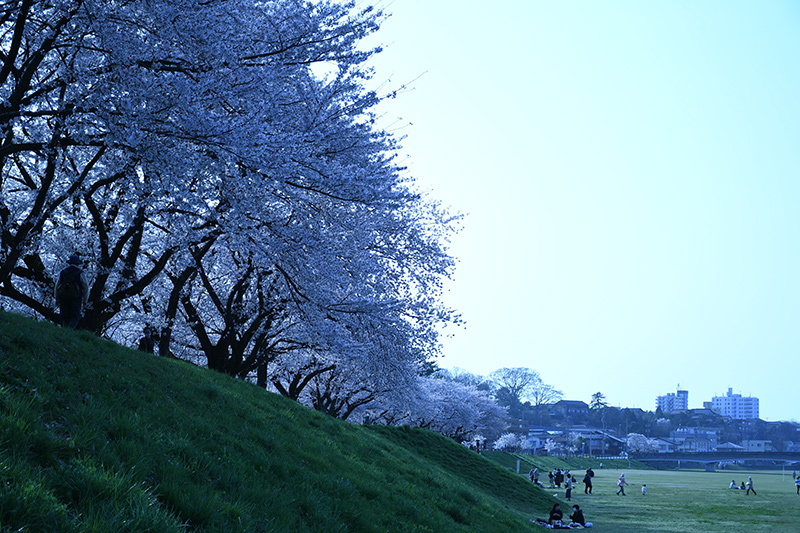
[745,476,757,495]
[54,254,89,330]
[137,324,159,354]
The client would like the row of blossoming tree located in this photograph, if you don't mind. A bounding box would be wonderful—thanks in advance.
[0,0,505,441]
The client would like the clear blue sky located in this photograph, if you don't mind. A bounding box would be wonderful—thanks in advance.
[365,0,800,421]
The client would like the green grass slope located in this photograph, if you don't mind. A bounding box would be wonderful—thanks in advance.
[0,311,553,532]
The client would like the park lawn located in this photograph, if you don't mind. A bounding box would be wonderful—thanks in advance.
[540,467,798,532]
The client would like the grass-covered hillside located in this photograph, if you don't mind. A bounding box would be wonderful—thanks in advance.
[0,311,553,532]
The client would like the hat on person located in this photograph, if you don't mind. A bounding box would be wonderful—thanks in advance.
[67,254,82,265]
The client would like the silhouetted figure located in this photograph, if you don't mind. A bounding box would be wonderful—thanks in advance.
[137,324,159,354]
[55,254,88,329]
[583,469,593,494]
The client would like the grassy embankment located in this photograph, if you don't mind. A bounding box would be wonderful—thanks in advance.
[0,310,554,532]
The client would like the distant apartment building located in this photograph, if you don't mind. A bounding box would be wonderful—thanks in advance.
[656,388,689,413]
[706,388,759,420]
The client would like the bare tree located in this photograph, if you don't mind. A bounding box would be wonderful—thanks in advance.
[529,382,564,407]
[488,367,541,403]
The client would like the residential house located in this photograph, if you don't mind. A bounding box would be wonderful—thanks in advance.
[550,400,590,425]
[741,439,773,452]
[670,426,720,453]
[714,442,744,452]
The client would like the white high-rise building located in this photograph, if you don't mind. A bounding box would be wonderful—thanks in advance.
[656,388,689,413]
[709,388,759,420]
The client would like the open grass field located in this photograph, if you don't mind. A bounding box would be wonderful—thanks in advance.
[535,467,798,532]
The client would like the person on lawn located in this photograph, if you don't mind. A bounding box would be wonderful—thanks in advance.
[616,473,628,496]
[745,476,757,495]
[549,503,564,526]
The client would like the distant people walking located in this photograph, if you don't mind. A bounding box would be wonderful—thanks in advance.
[583,470,593,494]
[54,254,88,330]
[746,476,757,495]
[795,476,800,495]
[616,473,628,495]
[641,484,647,496]
[549,471,555,488]
[565,475,573,501]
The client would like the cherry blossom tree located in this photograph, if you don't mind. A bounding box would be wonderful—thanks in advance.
[436,367,492,391]
[493,433,524,452]
[362,373,505,443]
[410,377,506,443]
[544,438,563,455]
[1,0,459,404]
[626,433,660,454]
